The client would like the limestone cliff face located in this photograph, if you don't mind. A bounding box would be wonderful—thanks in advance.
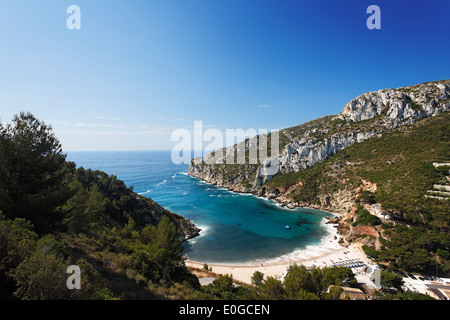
[188,80,450,204]
[188,160,258,193]
[278,130,378,176]
[277,81,449,177]
[337,81,449,123]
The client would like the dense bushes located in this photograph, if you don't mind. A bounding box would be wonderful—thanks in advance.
[2,112,361,300]
[0,112,69,233]
[0,113,199,299]
[1,112,445,300]
[199,265,357,300]
[352,205,381,226]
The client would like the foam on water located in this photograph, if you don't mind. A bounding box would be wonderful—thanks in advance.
[138,189,151,195]
[253,222,341,265]
[156,179,167,186]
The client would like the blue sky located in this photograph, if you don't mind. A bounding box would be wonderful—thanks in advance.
[0,0,448,150]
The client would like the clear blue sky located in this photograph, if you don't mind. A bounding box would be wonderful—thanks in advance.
[0,0,448,150]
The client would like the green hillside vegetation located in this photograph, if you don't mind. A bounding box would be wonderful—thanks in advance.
[0,112,437,300]
[0,112,202,299]
[352,205,381,227]
[265,112,450,276]
[0,113,368,300]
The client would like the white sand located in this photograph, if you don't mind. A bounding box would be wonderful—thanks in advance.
[185,222,372,285]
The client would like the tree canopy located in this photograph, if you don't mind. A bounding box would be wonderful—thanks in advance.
[0,112,68,233]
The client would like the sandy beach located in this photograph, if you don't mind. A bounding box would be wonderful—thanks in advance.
[185,221,373,285]
[184,176,375,285]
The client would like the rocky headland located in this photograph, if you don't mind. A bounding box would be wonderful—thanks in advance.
[188,80,450,246]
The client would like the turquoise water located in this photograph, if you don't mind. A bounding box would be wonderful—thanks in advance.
[66,151,331,264]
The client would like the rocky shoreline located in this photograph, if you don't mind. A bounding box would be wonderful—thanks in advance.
[186,170,384,250]
[187,171,349,226]
[187,169,356,215]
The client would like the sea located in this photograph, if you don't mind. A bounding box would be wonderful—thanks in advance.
[66,150,334,265]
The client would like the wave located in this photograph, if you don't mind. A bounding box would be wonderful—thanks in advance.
[194,224,209,236]
[193,220,341,267]
[156,179,167,186]
[248,221,341,266]
[138,190,151,195]
[186,223,210,244]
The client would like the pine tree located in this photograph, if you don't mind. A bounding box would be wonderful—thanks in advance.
[0,112,69,233]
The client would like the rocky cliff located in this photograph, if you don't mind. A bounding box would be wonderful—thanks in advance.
[188,80,450,201]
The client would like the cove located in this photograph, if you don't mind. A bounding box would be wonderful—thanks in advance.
[66,150,332,264]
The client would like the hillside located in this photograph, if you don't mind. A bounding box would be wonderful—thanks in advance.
[0,113,200,299]
[1,111,442,300]
[188,80,450,276]
[1,112,395,301]
[189,79,449,191]
[265,113,450,276]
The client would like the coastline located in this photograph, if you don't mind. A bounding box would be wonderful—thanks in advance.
[185,240,372,285]
[187,170,348,214]
[184,172,372,285]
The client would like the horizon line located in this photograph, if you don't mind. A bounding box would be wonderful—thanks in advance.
[63,149,210,152]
